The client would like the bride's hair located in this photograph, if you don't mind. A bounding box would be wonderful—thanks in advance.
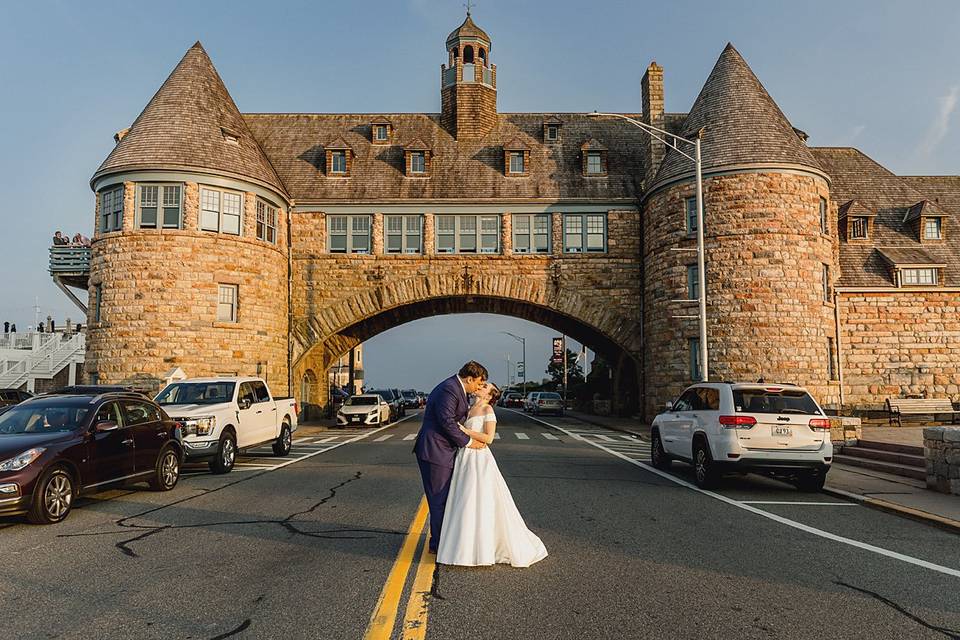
[485,383,502,406]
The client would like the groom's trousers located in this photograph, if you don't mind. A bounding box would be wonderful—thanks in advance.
[416,457,454,551]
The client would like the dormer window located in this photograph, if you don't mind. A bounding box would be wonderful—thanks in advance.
[371,118,392,144]
[220,127,241,146]
[404,139,431,177]
[902,268,938,286]
[543,117,562,143]
[581,139,608,176]
[839,200,876,242]
[325,138,352,177]
[851,217,868,239]
[504,138,530,176]
[925,217,942,240]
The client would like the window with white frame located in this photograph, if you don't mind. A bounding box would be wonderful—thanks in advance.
[331,151,347,174]
[901,267,938,286]
[200,187,242,235]
[256,199,278,244]
[410,152,426,174]
[137,184,182,229]
[820,197,828,234]
[385,215,422,253]
[689,337,701,381]
[586,152,603,175]
[851,217,868,239]
[563,213,606,253]
[374,125,388,141]
[327,215,371,253]
[435,215,500,254]
[100,186,123,232]
[217,284,238,322]
[546,124,559,142]
[512,214,550,254]
[508,152,525,174]
[822,263,831,302]
[925,217,942,240]
[687,264,699,300]
[685,197,704,235]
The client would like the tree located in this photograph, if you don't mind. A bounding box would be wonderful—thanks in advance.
[546,349,585,388]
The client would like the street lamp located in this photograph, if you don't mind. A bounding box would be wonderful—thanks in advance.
[587,111,708,382]
[500,331,527,397]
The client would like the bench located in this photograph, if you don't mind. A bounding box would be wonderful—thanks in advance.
[886,397,960,427]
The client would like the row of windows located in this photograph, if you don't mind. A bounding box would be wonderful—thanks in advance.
[327,214,608,255]
[849,216,941,241]
[98,184,280,244]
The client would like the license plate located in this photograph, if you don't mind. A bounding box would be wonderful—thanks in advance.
[773,426,792,437]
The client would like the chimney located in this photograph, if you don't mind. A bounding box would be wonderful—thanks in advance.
[641,61,665,186]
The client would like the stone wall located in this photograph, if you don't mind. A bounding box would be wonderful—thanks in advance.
[838,291,960,409]
[290,209,641,411]
[923,427,960,495]
[642,171,839,418]
[86,180,290,396]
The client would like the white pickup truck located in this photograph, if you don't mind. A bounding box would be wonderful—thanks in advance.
[154,377,298,474]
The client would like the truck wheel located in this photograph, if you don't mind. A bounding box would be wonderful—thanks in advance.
[27,466,74,524]
[149,446,180,491]
[273,421,292,456]
[208,431,236,474]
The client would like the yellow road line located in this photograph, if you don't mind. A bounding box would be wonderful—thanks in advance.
[400,535,437,640]
[364,497,429,640]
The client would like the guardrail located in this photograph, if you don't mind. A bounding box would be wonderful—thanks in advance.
[49,246,91,274]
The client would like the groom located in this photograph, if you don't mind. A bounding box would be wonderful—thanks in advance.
[413,361,488,553]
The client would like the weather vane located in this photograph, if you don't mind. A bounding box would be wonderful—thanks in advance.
[464,1,475,16]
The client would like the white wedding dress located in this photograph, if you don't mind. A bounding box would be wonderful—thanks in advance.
[437,412,548,568]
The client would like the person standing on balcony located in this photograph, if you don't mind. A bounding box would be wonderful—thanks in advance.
[52,231,67,246]
[3,322,8,333]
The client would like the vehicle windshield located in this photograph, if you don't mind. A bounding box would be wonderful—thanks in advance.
[346,396,378,406]
[155,382,236,406]
[371,390,394,401]
[540,393,562,399]
[733,389,820,415]
[402,391,417,398]
[0,403,90,434]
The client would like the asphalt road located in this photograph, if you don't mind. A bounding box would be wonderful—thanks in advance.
[0,410,958,639]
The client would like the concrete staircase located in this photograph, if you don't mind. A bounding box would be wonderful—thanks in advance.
[834,439,926,481]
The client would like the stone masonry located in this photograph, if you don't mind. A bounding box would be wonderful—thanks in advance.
[923,427,960,495]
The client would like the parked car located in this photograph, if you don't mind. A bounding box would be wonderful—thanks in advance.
[650,382,832,491]
[0,392,182,524]
[337,394,391,427]
[154,377,298,474]
[530,392,564,416]
[369,389,403,421]
[523,392,541,412]
[500,392,523,408]
[391,389,407,417]
[0,389,33,409]
[401,389,420,410]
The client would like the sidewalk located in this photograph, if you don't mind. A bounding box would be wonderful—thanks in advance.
[561,410,960,534]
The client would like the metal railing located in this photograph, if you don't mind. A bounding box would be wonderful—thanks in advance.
[0,332,85,389]
[49,246,91,274]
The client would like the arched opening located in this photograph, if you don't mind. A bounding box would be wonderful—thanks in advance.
[452,47,459,60]
[300,369,319,421]
[478,47,486,66]
[463,45,474,64]
[293,295,640,419]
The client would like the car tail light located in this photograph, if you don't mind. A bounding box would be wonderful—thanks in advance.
[294,401,300,416]
[539,400,546,405]
[809,418,831,431]
[719,415,756,429]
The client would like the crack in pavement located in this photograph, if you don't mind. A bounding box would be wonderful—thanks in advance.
[208,618,251,640]
[835,581,960,639]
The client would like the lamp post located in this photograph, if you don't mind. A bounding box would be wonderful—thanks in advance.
[501,331,527,397]
[587,112,708,382]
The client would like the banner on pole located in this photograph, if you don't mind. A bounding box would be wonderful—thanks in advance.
[551,337,564,364]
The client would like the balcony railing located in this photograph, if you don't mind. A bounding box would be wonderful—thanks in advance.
[49,246,91,275]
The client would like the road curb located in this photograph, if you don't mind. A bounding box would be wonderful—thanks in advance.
[564,413,648,440]
[823,486,960,535]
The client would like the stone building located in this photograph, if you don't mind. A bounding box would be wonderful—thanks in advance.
[83,13,960,418]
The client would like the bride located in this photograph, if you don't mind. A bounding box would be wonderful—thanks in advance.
[437,382,548,568]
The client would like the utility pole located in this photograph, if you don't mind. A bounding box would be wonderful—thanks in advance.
[562,336,568,400]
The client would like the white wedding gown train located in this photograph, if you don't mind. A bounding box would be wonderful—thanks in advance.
[437,413,548,568]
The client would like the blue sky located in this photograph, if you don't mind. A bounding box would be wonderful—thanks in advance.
[1,1,958,389]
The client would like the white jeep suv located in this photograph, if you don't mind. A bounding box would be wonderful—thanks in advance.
[650,383,832,490]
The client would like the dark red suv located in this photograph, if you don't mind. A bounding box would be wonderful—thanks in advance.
[0,392,183,524]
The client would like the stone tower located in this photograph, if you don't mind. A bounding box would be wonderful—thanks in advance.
[642,44,838,417]
[441,11,497,140]
[87,42,291,394]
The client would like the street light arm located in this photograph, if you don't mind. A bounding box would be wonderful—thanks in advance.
[588,112,698,162]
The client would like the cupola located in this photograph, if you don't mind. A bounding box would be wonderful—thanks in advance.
[441,10,497,141]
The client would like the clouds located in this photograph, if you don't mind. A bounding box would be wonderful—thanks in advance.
[916,85,959,159]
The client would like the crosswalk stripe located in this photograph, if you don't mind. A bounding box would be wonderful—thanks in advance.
[374,434,395,442]
[494,433,501,440]
[541,433,560,440]
[318,436,338,443]
[403,434,417,441]
[594,435,615,442]
[515,432,529,440]
[620,435,639,441]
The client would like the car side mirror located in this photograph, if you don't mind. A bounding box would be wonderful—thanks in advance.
[664,402,674,411]
[95,420,119,432]
[239,398,252,410]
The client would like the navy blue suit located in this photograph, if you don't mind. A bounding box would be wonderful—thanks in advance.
[414,375,471,550]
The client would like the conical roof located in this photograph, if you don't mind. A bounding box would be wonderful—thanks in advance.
[446,12,491,48]
[92,42,286,196]
[652,43,820,189]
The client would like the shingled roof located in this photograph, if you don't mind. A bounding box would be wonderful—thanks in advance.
[652,43,821,190]
[446,12,491,47]
[243,113,646,203]
[813,147,960,287]
[92,42,286,196]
